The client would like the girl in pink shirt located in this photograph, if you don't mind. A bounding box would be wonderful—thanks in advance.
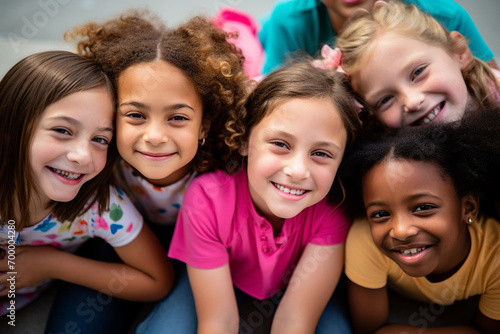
[139,60,361,333]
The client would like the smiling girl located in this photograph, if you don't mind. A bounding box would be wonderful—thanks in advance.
[341,108,500,333]
[0,51,173,318]
[49,11,248,333]
[336,1,500,129]
[137,60,361,333]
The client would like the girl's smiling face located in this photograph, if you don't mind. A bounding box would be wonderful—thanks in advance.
[30,87,114,205]
[362,159,473,281]
[241,98,347,226]
[116,61,207,186]
[351,32,472,128]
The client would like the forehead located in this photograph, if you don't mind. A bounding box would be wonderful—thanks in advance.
[363,158,451,194]
[40,88,114,126]
[118,61,195,92]
[259,97,341,127]
[251,97,347,148]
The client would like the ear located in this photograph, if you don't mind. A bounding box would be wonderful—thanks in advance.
[239,141,249,157]
[450,31,473,70]
[461,194,479,224]
[198,119,211,140]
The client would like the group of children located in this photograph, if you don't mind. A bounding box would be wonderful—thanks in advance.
[1,0,499,333]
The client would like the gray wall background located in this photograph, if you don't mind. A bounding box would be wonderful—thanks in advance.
[1,0,499,78]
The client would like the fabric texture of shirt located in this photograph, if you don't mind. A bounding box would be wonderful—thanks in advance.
[0,186,143,315]
[259,0,495,73]
[169,168,351,300]
[345,216,500,321]
[114,159,196,225]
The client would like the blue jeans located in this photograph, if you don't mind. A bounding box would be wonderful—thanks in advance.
[44,223,175,334]
[136,265,351,334]
[43,237,139,334]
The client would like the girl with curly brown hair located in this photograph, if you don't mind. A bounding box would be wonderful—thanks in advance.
[43,11,248,333]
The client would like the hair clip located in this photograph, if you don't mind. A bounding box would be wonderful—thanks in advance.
[312,45,345,74]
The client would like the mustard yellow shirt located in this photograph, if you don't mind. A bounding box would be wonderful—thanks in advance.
[345,216,500,320]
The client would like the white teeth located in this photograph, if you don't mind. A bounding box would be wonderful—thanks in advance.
[422,103,442,124]
[52,168,81,180]
[399,247,426,256]
[273,182,306,196]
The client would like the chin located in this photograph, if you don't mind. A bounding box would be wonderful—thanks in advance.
[49,192,80,203]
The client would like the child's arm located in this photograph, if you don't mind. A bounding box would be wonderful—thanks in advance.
[348,280,499,334]
[348,279,389,333]
[0,224,174,301]
[270,243,344,334]
[187,263,239,334]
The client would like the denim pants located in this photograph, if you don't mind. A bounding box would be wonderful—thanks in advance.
[136,264,352,334]
[43,237,140,334]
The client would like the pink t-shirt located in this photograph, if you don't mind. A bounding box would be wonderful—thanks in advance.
[168,169,351,300]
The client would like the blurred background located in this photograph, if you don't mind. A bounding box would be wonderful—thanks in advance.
[1,0,499,78]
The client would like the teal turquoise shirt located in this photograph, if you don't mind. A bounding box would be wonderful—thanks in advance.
[259,0,495,73]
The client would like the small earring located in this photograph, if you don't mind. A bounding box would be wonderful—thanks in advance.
[468,218,473,224]
[199,138,206,146]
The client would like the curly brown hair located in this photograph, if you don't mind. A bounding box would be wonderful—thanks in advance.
[67,10,248,173]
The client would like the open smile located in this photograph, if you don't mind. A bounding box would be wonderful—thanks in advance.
[413,102,444,126]
[392,245,432,264]
[49,167,84,180]
[395,246,430,256]
[272,182,308,196]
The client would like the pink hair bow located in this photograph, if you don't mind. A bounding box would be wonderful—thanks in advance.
[313,45,363,113]
[312,45,346,74]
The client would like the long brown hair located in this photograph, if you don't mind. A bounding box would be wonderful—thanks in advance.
[0,50,116,230]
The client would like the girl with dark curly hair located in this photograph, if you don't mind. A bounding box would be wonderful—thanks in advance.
[342,107,500,333]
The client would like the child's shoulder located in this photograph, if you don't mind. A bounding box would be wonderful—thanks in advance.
[84,185,141,221]
[191,168,243,189]
[474,215,500,247]
[184,169,246,210]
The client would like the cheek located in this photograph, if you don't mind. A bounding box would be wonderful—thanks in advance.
[116,123,135,151]
[94,150,109,174]
[369,225,386,248]
[316,167,337,189]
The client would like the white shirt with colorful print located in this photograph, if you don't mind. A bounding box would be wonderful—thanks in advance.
[115,160,196,225]
[0,186,143,316]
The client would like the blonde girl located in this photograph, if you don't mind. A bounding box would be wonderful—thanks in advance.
[336,0,500,129]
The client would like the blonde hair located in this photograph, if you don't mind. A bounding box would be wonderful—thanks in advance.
[336,0,498,108]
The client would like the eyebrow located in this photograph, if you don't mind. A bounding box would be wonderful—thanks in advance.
[49,116,114,133]
[270,129,343,152]
[365,193,441,210]
[119,101,195,112]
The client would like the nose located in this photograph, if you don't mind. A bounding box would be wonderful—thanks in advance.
[283,153,310,180]
[67,139,92,166]
[402,89,425,113]
[144,121,168,146]
[389,215,419,241]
